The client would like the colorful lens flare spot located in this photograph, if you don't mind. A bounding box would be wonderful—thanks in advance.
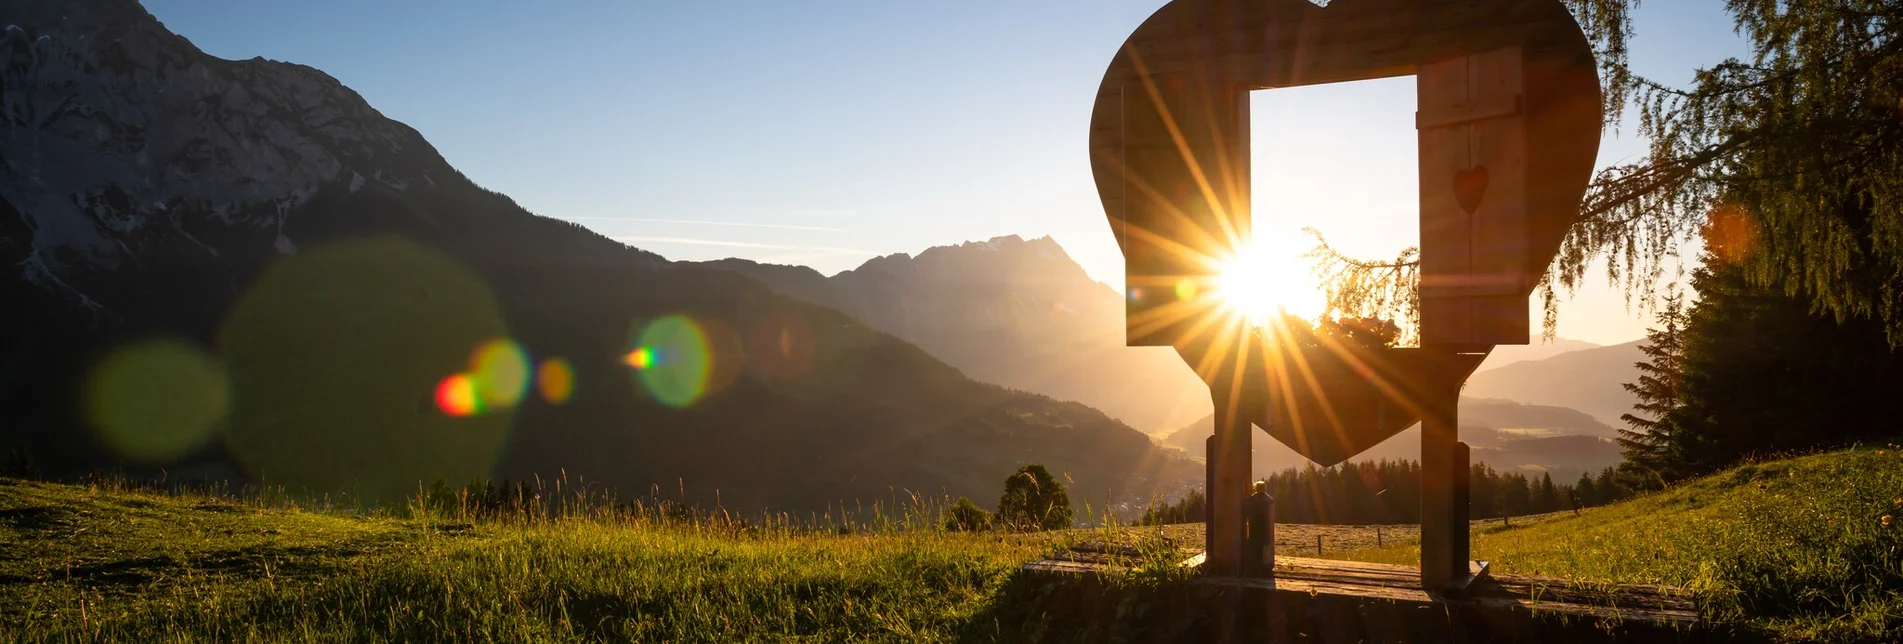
[537,358,575,405]
[435,373,483,417]
[85,339,229,463]
[630,315,711,407]
[624,346,655,370]
[469,339,530,408]
[1175,278,1198,301]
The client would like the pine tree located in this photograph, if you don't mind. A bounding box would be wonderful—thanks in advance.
[1564,2,1903,344]
[1535,472,1558,513]
[1618,293,1687,489]
[1593,467,1623,504]
[1663,255,1903,478]
[1574,472,1597,507]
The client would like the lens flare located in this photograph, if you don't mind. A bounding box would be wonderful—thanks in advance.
[435,373,483,417]
[625,346,655,370]
[746,312,814,379]
[469,339,530,408]
[630,315,711,407]
[85,339,228,463]
[1175,278,1199,301]
[220,235,512,504]
[537,358,575,405]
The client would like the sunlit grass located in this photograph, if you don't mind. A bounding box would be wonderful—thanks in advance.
[7,447,1899,642]
[0,476,1056,643]
[1337,447,1903,642]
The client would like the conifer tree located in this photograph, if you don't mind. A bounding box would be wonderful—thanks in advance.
[1618,293,1687,489]
[1574,472,1597,507]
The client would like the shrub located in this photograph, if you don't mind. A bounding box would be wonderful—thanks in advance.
[996,464,1072,531]
[944,496,991,532]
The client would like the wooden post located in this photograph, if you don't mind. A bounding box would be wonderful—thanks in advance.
[1416,46,1525,591]
[1418,369,1462,589]
[1205,434,1216,559]
[1208,386,1250,576]
[1454,441,1471,570]
[1243,482,1273,577]
[1262,492,1275,575]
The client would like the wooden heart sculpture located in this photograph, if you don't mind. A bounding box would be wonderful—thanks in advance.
[1089,0,1602,465]
[1453,166,1489,215]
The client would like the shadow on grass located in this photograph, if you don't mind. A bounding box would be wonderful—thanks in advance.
[959,568,1776,644]
[0,539,402,589]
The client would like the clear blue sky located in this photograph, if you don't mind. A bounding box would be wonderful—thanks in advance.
[144,0,1748,345]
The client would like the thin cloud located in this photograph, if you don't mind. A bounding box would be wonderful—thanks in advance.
[781,208,860,219]
[565,216,848,232]
[612,235,871,255]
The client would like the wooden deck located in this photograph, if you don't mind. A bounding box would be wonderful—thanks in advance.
[1018,543,1735,643]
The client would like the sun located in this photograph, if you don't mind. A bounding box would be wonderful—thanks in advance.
[1213,234,1327,326]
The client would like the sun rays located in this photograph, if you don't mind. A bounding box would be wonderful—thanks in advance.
[1106,42,1440,463]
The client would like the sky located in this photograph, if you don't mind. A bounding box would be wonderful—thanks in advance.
[144,0,1750,346]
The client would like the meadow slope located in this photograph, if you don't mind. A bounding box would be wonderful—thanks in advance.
[1342,447,1903,642]
[3,446,1898,642]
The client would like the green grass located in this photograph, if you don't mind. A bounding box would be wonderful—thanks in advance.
[6,446,1901,642]
[1340,446,1903,642]
[0,477,1066,643]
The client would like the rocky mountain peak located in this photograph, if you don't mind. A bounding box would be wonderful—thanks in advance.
[2,0,459,305]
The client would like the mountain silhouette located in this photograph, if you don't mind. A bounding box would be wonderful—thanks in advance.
[1473,337,1601,372]
[699,235,1213,433]
[1463,340,1645,427]
[1158,397,1623,481]
[0,0,1198,512]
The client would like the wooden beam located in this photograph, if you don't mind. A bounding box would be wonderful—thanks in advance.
[1418,356,1462,589]
[1208,382,1252,576]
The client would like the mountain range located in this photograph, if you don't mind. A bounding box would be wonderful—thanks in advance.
[1,0,1653,517]
[698,237,1212,433]
[1156,397,1623,482]
[1465,341,1646,427]
[699,238,1648,480]
[0,0,1199,513]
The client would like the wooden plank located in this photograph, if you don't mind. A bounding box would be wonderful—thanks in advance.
[1419,47,1531,346]
[1025,549,1703,627]
[1117,77,1247,347]
[1418,95,1522,130]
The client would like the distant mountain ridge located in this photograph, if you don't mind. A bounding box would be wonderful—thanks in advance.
[1474,337,1602,373]
[1463,340,1646,427]
[700,235,1214,433]
[1160,397,1624,481]
[0,0,1199,513]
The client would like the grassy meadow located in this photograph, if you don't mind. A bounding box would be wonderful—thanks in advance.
[1338,446,1903,642]
[0,476,1067,643]
[5,446,1900,642]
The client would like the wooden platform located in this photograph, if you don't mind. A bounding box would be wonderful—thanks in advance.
[1020,543,1713,641]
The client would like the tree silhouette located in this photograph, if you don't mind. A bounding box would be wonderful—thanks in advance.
[1619,292,1687,489]
[996,464,1072,532]
[943,497,991,532]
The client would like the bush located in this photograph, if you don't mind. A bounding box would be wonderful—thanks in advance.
[996,464,1072,531]
[1,447,38,480]
[944,497,991,532]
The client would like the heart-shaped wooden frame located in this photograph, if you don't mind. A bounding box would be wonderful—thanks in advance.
[1090,0,1602,464]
